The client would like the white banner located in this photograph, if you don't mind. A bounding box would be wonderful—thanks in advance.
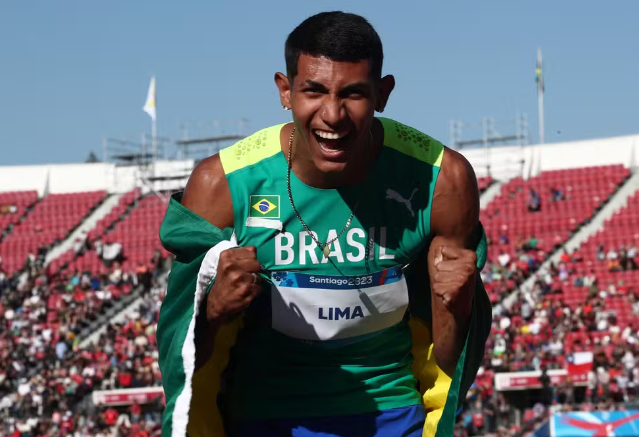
[494,369,588,391]
[92,387,164,406]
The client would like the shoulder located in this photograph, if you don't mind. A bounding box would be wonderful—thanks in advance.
[181,123,286,228]
[377,117,444,167]
[436,148,479,199]
[430,147,480,242]
[219,124,285,175]
[181,154,233,229]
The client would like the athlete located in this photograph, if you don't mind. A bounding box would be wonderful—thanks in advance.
[157,11,491,437]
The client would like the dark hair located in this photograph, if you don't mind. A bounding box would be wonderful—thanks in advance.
[285,11,383,81]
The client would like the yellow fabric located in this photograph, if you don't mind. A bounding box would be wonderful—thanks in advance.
[409,318,453,437]
[219,124,284,175]
[187,317,243,437]
[380,118,444,168]
[220,119,445,175]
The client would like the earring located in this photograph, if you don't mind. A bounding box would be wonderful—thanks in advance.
[283,106,290,111]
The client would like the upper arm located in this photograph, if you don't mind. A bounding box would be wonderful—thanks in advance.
[429,148,481,253]
[181,155,234,229]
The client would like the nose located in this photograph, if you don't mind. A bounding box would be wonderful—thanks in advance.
[320,96,345,128]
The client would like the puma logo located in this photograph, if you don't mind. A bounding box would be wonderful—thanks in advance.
[386,187,418,217]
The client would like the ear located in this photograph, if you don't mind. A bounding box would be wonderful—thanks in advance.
[274,72,292,110]
[375,74,395,113]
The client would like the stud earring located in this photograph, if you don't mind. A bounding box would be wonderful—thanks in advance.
[283,106,290,111]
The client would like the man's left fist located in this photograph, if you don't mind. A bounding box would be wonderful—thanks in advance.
[432,245,477,313]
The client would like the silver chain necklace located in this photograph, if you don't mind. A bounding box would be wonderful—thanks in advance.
[285,127,362,258]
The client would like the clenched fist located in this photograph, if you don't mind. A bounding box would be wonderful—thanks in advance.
[207,246,262,322]
[432,245,477,314]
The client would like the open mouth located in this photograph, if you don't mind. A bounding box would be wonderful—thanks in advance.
[313,129,350,155]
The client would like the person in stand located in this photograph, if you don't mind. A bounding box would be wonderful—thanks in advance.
[527,188,541,212]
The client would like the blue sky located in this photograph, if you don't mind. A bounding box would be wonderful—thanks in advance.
[1,1,637,165]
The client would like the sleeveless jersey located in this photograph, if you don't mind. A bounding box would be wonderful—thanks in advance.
[218,118,444,423]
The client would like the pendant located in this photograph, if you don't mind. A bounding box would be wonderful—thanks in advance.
[322,245,331,258]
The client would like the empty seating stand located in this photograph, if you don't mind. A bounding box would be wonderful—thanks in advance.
[106,194,170,271]
[0,190,37,234]
[482,165,629,263]
[87,188,141,241]
[0,191,106,275]
[61,193,169,275]
[49,188,142,274]
[477,176,493,193]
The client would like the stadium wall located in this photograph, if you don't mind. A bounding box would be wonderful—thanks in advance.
[0,160,194,196]
[1,134,637,195]
[459,133,639,181]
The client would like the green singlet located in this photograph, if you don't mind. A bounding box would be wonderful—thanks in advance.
[217,117,444,423]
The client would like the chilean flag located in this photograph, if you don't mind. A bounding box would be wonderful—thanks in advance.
[566,351,593,375]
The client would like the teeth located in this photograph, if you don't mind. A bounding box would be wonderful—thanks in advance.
[314,130,344,140]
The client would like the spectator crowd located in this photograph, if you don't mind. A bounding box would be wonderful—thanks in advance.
[0,236,171,437]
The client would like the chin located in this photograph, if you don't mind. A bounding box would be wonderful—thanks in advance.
[314,160,349,175]
[311,147,351,173]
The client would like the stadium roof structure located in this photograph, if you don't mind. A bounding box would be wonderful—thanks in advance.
[175,134,244,146]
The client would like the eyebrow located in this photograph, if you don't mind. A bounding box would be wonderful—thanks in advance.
[303,80,371,94]
[303,80,328,91]
[341,82,371,94]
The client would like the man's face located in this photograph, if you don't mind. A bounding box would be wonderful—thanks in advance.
[281,54,388,175]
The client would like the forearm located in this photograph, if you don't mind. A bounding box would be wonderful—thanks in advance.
[431,283,474,377]
[426,148,481,377]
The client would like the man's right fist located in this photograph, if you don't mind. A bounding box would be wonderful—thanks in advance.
[207,246,262,322]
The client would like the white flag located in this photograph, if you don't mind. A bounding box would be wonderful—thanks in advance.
[143,76,156,121]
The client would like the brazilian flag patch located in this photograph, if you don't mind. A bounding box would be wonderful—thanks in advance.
[249,195,280,219]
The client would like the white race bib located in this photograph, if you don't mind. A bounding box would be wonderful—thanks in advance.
[269,267,409,341]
